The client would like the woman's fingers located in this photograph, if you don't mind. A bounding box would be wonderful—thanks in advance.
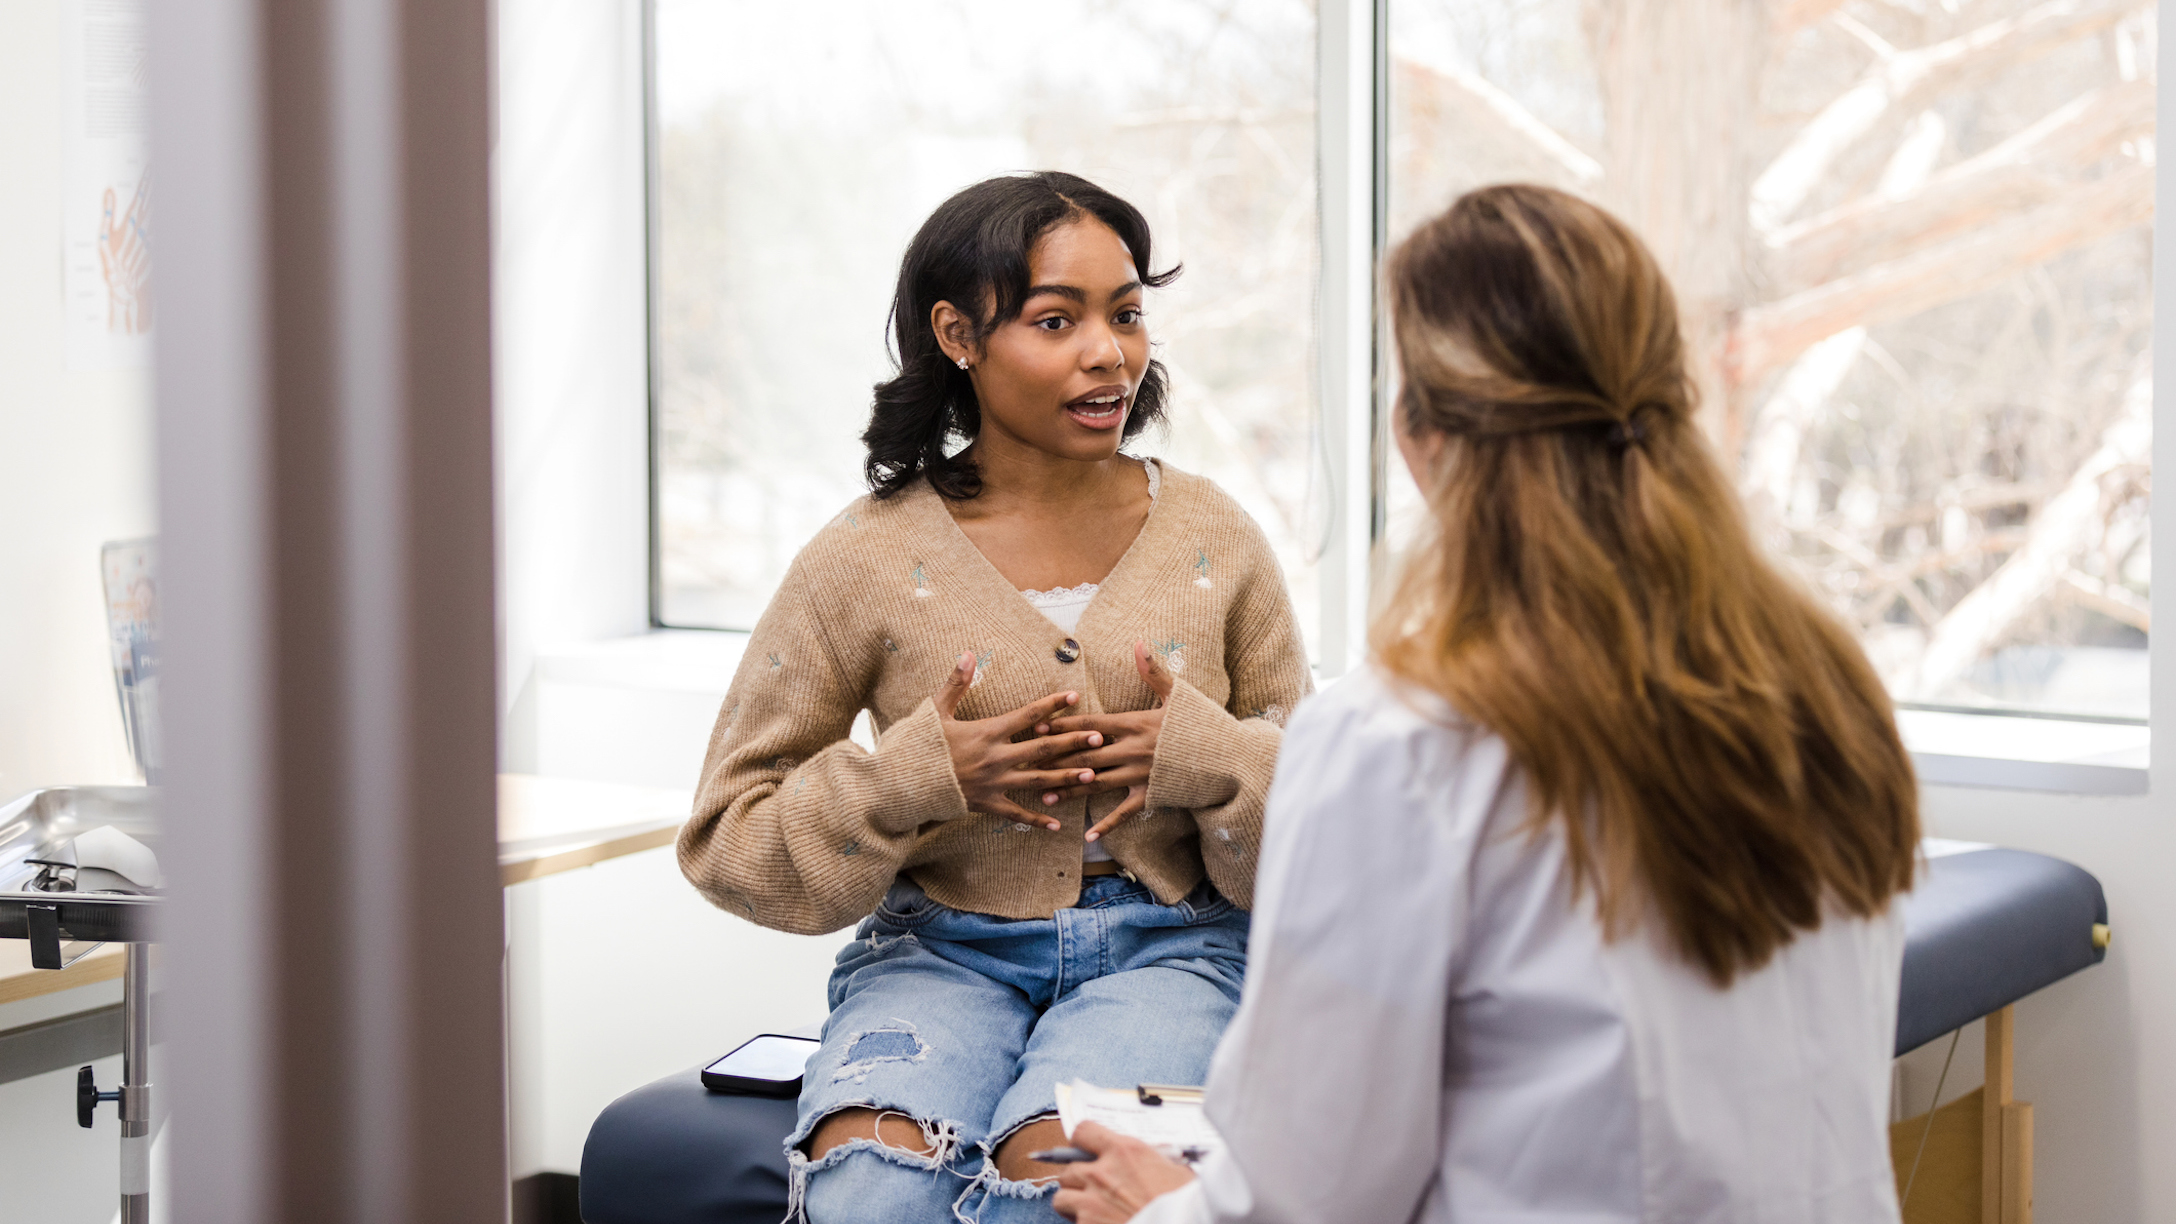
[1051,1123,1195,1219]
[1053,1186,1126,1224]
[970,795,1063,832]
[1039,744,1133,772]
[1039,764,1149,807]
[1134,641,1176,705]
[1014,730,1104,763]
[1070,1122,1122,1155]
[936,660,1078,732]
[1040,712,1142,738]
[1003,768,1097,793]
[933,652,976,719]
[991,689,1081,736]
[1085,788,1146,842]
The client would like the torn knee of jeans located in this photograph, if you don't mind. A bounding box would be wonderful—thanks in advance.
[793,1104,966,1169]
[831,1018,930,1084]
[981,1112,1066,1184]
[951,1153,1059,1223]
[787,1106,967,1224]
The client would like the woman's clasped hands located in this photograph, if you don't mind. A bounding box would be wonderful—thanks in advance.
[1037,640,1172,842]
[935,652,1100,831]
[931,642,1175,839]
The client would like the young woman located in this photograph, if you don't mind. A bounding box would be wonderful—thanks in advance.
[1052,184,1921,1223]
[677,172,1313,1223]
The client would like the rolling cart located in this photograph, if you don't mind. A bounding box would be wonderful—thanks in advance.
[0,785,160,1224]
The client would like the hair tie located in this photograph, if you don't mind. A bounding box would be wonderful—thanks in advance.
[1607,406,1654,451]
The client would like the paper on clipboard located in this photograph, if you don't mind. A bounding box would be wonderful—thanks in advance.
[1054,1080,1223,1164]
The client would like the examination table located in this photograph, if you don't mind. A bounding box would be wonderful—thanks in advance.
[579,842,2108,1224]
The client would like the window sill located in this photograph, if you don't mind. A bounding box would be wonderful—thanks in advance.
[537,634,2148,796]
[1897,709,2148,796]
[534,627,750,693]
[526,629,751,789]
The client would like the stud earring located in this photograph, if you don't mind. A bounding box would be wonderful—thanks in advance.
[956,357,970,371]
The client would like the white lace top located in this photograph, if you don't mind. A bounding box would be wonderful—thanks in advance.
[1018,458,1159,863]
[1017,458,1159,634]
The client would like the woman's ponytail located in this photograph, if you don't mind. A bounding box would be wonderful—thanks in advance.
[1376,184,1919,986]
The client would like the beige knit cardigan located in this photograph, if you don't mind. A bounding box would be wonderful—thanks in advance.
[677,463,1314,935]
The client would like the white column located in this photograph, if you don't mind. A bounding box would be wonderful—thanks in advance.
[1314,0,1388,679]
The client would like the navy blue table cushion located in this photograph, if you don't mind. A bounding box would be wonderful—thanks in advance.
[1896,847,2107,1055]
[580,1070,797,1224]
[581,847,2108,1221]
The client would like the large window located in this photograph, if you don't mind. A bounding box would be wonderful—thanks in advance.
[652,0,2152,725]
[651,0,1322,652]
[1387,0,2153,720]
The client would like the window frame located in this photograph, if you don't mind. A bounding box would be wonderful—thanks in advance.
[641,0,669,631]
[635,0,2149,792]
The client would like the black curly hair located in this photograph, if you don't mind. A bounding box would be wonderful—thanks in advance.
[863,172,1180,500]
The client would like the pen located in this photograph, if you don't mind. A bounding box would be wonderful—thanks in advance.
[1030,1145,1212,1165]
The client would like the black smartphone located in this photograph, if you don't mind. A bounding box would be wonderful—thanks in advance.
[701,1034,822,1097]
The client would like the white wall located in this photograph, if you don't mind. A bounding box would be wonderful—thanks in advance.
[0,1054,128,1224]
[0,1,156,1216]
[0,0,156,803]
[492,0,856,1179]
[506,842,848,1176]
[503,631,854,1179]
[1924,30,2174,1219]
[493,0,655,775]
[1907,782,2172,1221]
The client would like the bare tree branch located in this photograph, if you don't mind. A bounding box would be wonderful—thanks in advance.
[1749,0,2145,232]
[1740,327,1867,521]
[1730,160,2151,387]
[1892,528,2031,582]
[1769,79,2154,291]
[1739,112,1946,518]
[1898,371,2152,696]
[2060,569,2151,631]
[1392,59,1603,191]
[1880,481,2061,529]
[1773,0,1855,39]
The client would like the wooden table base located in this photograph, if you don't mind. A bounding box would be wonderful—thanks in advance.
[1890,1005,2032,1224]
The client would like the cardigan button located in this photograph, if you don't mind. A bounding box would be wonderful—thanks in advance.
[1054,638,1081,664]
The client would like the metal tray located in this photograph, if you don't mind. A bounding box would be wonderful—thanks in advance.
[0,787,160,952]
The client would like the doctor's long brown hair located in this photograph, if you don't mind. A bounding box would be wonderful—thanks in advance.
[1375,185,1918,985]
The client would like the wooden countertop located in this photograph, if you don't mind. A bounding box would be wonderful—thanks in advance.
[495,773,689,886]
[0,774,692,1009]
[0,940,127,1007]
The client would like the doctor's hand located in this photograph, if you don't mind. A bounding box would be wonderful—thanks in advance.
[935,652,1102,832]
[1052,1122,1196,1224]
[1033,642,1172,842]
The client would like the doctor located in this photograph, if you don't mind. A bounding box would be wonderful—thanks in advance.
[1054,184,1922,1224]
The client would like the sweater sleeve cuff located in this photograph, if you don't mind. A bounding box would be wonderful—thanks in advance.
[1146,678,1246,812]
[865,697,971,835]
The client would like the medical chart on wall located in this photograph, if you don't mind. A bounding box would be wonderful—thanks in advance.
[62,0,151,371]
[101,538,159,782]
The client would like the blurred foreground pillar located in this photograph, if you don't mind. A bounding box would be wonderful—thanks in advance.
[150,0,505,1218]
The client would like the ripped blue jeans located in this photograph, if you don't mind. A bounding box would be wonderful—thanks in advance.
[786,874,1249,1224]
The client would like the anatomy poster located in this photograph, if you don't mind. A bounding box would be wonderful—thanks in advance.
[63,0,151,371]
[100,538,159,782]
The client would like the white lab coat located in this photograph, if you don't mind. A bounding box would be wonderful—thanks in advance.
[1135,667,1905,1224]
